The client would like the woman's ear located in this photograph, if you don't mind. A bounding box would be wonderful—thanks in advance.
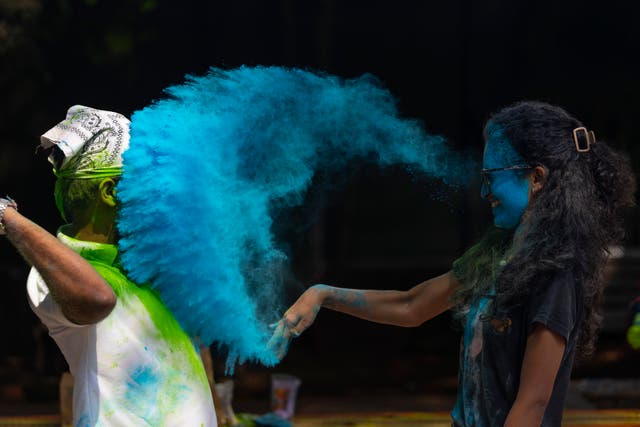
[99,178,117,207]
[529,165,547,196]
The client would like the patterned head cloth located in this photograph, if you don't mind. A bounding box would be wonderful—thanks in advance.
[40,105,130,179]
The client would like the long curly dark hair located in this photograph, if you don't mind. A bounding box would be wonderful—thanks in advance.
[452,101,636,359]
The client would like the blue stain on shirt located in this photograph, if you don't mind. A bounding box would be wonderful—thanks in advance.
[75,413,91,427]
[452,296,492,427]
[126,365,161,425]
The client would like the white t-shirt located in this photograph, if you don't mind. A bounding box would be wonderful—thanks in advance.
[27,233,217,427]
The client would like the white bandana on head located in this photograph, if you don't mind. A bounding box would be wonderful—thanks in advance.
[40,105,130,179]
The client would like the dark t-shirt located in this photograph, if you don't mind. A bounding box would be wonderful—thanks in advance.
[451,270,583,427]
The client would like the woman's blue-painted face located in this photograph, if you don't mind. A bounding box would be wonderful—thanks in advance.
[482,125,530,229]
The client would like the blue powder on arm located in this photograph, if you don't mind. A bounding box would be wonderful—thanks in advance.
[330,287,368,309]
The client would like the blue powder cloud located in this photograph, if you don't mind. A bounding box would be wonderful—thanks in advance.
[116,66,476,369]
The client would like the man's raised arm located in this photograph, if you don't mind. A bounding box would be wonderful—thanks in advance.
[2,200,116,324]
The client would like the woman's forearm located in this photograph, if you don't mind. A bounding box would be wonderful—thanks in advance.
[317,272,459,327]
[317,285,417,327]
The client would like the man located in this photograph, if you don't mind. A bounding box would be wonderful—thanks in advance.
[1,106,217,426]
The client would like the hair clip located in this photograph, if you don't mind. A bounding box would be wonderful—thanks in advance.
[573,127,596,152]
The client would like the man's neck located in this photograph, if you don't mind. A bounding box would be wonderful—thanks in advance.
[65,223,114,244]
[64,203,117,244]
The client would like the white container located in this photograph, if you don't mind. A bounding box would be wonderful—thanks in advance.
[270,374,301,420]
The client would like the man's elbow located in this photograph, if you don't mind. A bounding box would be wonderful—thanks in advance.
[66,286,117,325]
[92,289,117,321]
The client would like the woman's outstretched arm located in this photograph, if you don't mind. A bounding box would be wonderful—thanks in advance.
[270,272,460,358]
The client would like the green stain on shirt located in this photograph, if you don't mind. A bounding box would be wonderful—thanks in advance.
[90,262,208,387]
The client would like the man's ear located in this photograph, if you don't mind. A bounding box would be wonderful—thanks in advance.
[529,165,548,196]
[99,178,117,207]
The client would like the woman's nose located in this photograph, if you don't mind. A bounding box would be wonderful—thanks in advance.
[481,181,490,199]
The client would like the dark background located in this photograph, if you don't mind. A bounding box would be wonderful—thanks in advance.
[1,0,639,409]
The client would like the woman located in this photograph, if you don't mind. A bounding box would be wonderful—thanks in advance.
[271,101,636,426]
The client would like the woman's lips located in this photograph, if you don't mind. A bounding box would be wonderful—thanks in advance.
[487,194,500,208]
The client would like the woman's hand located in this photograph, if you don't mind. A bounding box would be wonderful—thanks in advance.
[269,284,326,360]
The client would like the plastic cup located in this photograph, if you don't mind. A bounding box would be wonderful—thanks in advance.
[270,373,301,420]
